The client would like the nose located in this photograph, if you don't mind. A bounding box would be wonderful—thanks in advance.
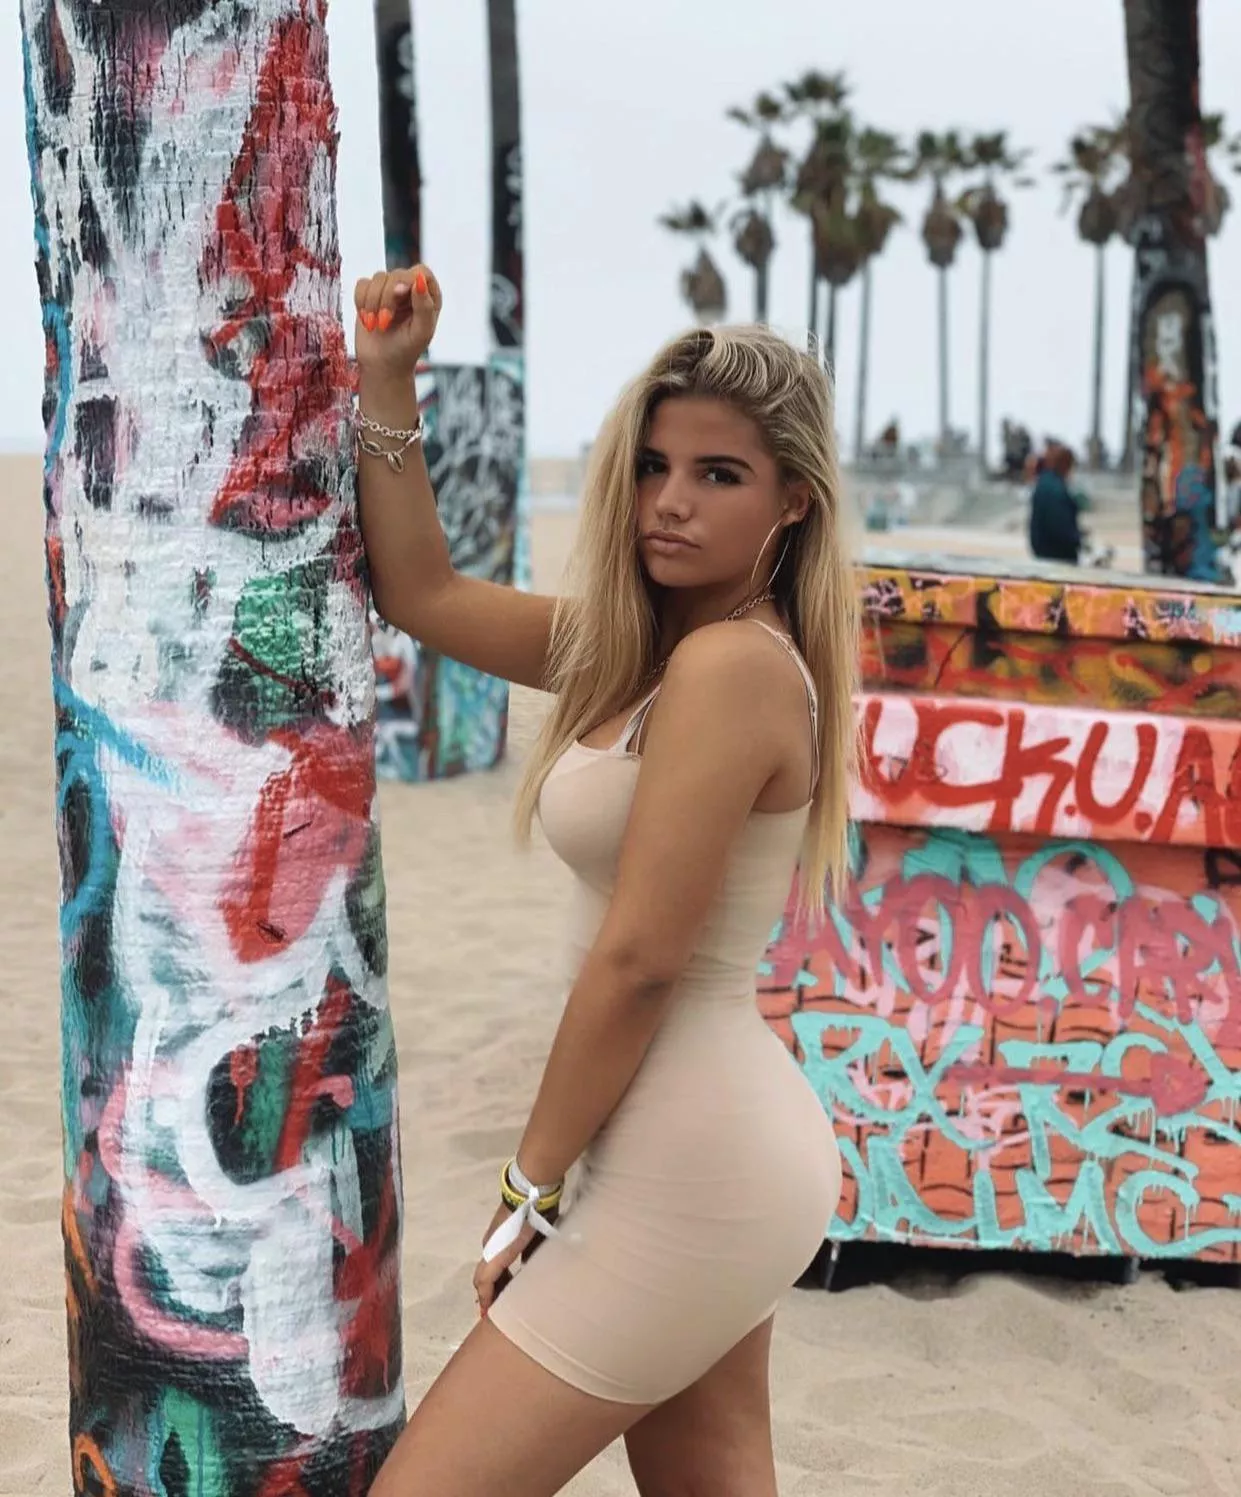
[651,469,692,525]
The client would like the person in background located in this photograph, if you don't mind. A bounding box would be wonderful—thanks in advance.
[1225,451,1241,531]
[1029,442,1083,565]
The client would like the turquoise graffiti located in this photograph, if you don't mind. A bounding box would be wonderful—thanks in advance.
[763,824,1241,1261]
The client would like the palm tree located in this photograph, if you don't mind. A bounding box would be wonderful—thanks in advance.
[789,108,858,365]
[852,130,905,460]
[21,1,404,1489]
[913,131,970,457]
[1052,125,1126,468]
[813,193,863,368]
[1122,0,1219,578]
[374,0,422,266]
[783,70,851,340]
[660,201,728,323]
[961,132,1032,476]
[727,92,789,323]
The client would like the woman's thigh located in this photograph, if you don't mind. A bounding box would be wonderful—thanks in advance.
[369,1317,650,1497]
[623,1316,777,1497]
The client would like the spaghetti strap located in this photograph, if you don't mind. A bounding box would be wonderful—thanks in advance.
[745,620,820,794]
[614,684,662,755]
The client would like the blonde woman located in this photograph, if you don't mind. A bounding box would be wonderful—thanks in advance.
[357,266,855,1497]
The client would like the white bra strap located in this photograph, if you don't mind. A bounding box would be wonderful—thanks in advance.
[745,620,820,793]
[614,684,662,755]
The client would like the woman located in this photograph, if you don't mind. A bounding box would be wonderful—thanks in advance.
[355,265,855,1497]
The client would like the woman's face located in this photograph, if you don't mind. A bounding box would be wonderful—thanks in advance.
[634,396,807,594]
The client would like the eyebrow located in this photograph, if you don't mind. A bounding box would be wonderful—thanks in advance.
[641,446,756,474]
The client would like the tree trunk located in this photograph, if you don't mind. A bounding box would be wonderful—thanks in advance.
[487,0,531,595]
[854,258,873,463]
[373,0,526,782]
[1124,0,1220,578]
[978,250,992,478]
[374,0,422,267]
[21,3,405,1490]
[1089,243,1107,469]
[824,284,838,369]
[1120,257,1137,472]
[488,0,524,356]
[938,266,951,457]
[755,264,769,325]
[807,225,819,347]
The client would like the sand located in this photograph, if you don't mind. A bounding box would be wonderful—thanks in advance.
[2,456,1238,1495]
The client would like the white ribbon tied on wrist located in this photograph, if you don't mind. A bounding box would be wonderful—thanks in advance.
[482,1180,564,1264]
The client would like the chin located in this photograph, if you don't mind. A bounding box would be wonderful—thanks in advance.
[641,554,703,590]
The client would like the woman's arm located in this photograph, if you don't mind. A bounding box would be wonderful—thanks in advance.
[513,623,796,1185]
[354,268,558,692]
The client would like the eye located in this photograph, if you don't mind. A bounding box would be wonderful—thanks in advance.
[636,453,665,479]
[703,465,742,485]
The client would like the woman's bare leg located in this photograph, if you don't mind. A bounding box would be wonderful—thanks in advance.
[623,1317,778,1497]
[369,1318,651,1497]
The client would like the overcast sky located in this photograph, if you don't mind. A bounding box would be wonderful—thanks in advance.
[1,1,1239,461]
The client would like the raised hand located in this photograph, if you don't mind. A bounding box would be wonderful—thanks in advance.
[353,265,442,384]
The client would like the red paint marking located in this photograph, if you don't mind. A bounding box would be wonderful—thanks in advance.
[336,1164,402,1398]
[857,694,1241,850]
[222,724,373,963]
[228,1045,258,1128]
[202,15,349,536]
[947,1055,1209,1118]
[274,978,353,1173]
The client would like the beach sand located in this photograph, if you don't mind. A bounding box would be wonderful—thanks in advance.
[2,457,1238,1495]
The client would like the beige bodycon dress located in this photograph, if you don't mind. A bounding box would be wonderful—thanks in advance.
[487,624,843,1405]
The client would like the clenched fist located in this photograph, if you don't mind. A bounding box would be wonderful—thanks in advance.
[353,265,442,384]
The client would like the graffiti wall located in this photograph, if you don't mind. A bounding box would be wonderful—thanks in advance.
[23,1,404,1489]
[765,556,1241,1261]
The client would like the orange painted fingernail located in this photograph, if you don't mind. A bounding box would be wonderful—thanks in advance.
[414,270,429,296]
[360,311,376,332]
[377,308,394,332]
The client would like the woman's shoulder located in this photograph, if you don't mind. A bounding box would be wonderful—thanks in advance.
[666,618,783,678]
[658,620,801,721]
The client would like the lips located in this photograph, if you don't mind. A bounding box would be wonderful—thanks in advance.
[642,532,696,550]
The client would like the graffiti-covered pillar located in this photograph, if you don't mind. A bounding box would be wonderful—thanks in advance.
[371,0,528,780]
[488,0,531,594]
[21,2,405,1489]
[1123,0,1220,581]
[374,0,422,268]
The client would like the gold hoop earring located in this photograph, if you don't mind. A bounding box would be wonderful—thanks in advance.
[748,520,794,595]
[748,520,783,595]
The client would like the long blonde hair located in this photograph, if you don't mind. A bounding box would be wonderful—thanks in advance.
[514,325,859,912]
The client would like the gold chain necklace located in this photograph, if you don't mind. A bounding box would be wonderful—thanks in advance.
[640,590,776,689]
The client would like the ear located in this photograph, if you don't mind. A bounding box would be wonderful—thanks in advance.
[782,476,812,526]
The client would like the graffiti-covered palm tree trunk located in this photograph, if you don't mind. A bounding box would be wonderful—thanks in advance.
[21,2,405,1490]
[1124,0,1220,579]
[374,0,422,267]
[371,0,526,781]
[488,0,530,593]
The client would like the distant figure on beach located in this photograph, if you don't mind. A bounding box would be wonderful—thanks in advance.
[353,264,852,1495]
[1001,418,1032,481]
[1029,442,1084,565]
